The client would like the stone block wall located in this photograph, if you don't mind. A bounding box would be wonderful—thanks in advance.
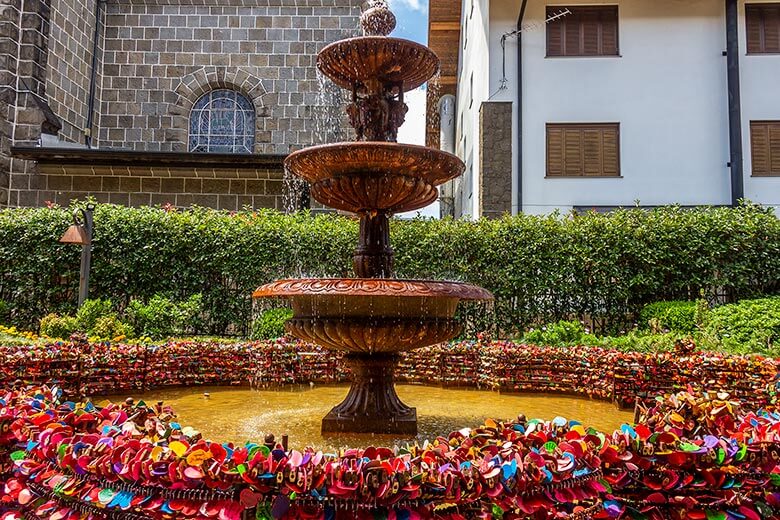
[47,0,99,144]
[479,101,512,219]
[3,0,361,208]
[0,0,21,207]
[96,0,358,154]
[32,163,288,210]
[2,0,54,207]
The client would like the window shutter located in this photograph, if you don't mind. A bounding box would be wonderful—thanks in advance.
[547,8,564,56]
[746,4,780,54]
[750,121,780,176]
[602,126,620,176]
[582,128,603,175]
[547,126,564,176]
[563,128,583,176]
[547,123,620,177]
[564,18,581,55]
[600,8,619,55]
[751,123,770,175]
[772,124,780,174]
[582,10,601,55]
[747,7,763,53]
[766,6,780,52]
[547,6,618,56]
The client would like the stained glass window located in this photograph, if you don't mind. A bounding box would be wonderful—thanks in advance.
[189,90,255,153]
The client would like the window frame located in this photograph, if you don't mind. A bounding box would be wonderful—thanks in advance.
[189,89,256,154]
[545,5,621,58]
[746,3,780,55]
[545,122,622,178]
[750,120,780,177]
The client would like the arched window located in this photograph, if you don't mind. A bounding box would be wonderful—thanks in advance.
[189,90,255,153]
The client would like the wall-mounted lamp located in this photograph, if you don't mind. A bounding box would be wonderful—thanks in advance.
[59,203,96,308]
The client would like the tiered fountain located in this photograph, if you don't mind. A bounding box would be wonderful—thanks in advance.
[254,0,493,435]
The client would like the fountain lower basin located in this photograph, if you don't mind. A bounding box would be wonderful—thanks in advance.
[104,385,633,449]
[254,278,493,434]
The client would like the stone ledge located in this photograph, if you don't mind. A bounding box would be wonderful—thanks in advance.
[10,146,286,179]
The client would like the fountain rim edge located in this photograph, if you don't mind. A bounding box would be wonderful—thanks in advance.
[252,278,495,301]
[285,142,464,166]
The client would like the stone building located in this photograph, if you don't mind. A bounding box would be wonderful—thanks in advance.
[1,0,362,209]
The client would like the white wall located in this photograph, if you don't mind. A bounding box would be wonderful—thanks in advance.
[522,0,731,214]
[456,0,491,218]
[739,0,780,213]
[456,0,780,215]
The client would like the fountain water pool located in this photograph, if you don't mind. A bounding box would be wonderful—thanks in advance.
[103,385,633,450]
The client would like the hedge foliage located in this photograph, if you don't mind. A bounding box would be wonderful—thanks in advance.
[639,300,698,333]
[251,308,294,340]
[1,203,778,336]
[703,297,780,355]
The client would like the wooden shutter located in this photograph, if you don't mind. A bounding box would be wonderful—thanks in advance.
[751,121,780,176]
[547,10,564,56]
[746,4,780,54]
[547,123,620,177]
[602,127,620,176]
[563,127,583,175]
[547,126,564,176]
[582,10,601,56]
[546,6,619,57]
[599,8,619,55]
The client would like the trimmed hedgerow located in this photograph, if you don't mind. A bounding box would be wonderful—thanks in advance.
[703,297,780,355]
[639,301,698,333]
[0,203,778,336]
[251,308,294,340]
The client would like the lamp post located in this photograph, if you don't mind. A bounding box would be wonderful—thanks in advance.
[59,203,95,308]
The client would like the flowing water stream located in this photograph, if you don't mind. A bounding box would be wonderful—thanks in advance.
[104,385,633,451]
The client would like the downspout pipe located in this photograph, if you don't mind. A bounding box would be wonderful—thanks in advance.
[516,0,528,214]
[725,0,744,206]
[85,0,104,148]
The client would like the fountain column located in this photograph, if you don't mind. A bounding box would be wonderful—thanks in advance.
[322,353,415,434]
[354,212,394,278]
[254,0,493,436]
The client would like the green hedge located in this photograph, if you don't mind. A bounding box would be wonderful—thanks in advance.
[703,297,780,355]
[1,204,778,336]
[639,300,697,333]
[251,308,294,340]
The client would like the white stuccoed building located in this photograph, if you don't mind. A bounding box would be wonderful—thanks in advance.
[427,0,780,217]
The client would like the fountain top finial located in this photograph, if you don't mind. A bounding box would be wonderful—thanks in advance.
[361,0,396,37]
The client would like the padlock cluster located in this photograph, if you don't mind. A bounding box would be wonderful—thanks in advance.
[2,386,780,518]
[0,340,776,412]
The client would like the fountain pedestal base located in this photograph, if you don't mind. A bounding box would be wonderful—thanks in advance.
[321,353,417,435]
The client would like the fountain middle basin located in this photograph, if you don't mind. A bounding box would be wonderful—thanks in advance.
[284,142,465,214]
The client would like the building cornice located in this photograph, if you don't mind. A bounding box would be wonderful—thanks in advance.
[11,146,287,175]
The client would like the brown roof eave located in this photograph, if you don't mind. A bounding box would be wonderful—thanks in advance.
[10,146,287,170]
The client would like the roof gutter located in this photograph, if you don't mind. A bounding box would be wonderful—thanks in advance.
[725,0,744,206]
[516,0,528,214]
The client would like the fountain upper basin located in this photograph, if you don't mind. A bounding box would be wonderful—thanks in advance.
[285,142,465,214]
[318,36,439,93]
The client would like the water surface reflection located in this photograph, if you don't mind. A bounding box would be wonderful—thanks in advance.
[104,385,633,450]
